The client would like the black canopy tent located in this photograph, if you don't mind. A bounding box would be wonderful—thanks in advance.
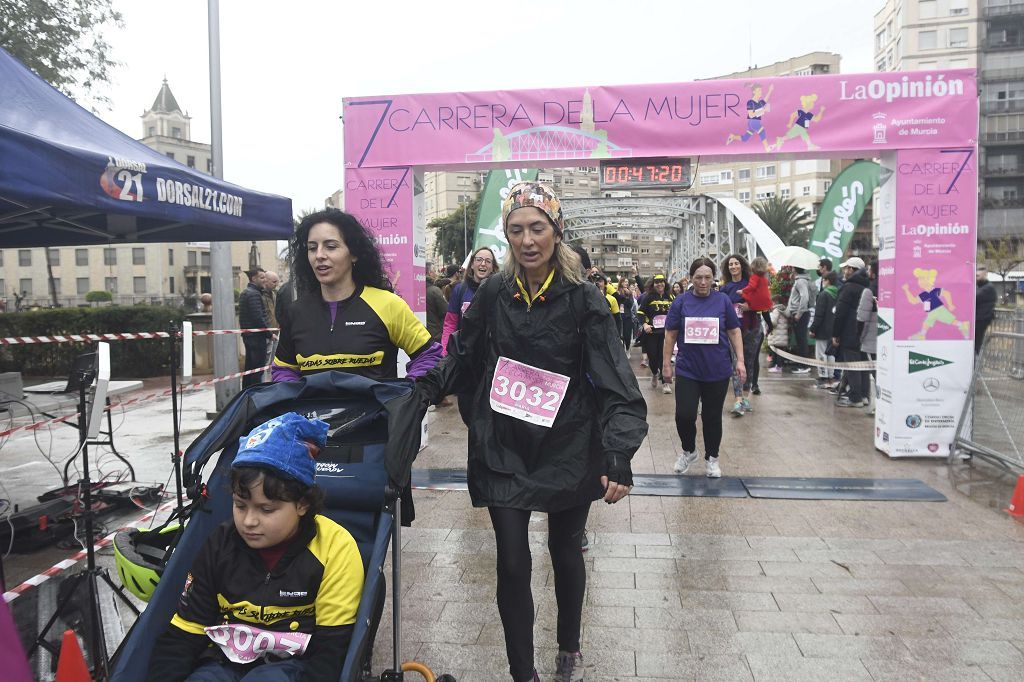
[0,46,292,247]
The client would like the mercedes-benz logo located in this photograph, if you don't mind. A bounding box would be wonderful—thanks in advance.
[922,378,940,392]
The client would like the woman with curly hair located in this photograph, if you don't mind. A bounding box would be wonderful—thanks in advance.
[272,209,441,382]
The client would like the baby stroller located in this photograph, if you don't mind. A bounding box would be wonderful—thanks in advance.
[109,371,453,681]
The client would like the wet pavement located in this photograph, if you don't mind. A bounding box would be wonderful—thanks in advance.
[3,355,1023,681]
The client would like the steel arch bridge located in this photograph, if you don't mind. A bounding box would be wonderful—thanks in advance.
[562,196,778,275]
[465,126,633,163]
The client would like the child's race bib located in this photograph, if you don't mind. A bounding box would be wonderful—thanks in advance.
[684,317,720,344]
[652,314,667,329]
[489,357,570,428]
[205,624,311,664]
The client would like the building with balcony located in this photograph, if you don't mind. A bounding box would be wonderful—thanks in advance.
[875,0,1024,247]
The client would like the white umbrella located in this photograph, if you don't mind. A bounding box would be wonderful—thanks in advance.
[768,245,821,270]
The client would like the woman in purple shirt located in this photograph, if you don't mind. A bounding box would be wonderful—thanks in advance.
[662,258,746,478]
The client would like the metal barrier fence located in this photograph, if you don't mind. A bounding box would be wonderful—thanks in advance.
[952,308,1024,472]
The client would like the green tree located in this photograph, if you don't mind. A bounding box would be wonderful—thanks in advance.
[430,198,480,265]
[980,237,1024,303]
[0,0,122,105]
[752,197,812,246]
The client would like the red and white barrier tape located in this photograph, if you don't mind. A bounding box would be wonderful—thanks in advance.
[1,328,278,346]
[0,364,272,439]
[3,500,177,603]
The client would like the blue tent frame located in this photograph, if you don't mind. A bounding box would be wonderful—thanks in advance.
[0,47,292,247]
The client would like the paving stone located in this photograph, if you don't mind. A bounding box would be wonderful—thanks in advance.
[584,624,688,653]
[809,576,912,596]
[793,632,912,659]
[860,658,992,681]
[868,595,976,616]
[634,606,737,632]
[982,662,1024,682]
[734,610,842,635]
[678,589,779,612]
[687,630,800,657]
[635,652,753,680]
[744,654,872,681]
[901,636,1024,666]
[833,612,946,637]
[772,593,878,614]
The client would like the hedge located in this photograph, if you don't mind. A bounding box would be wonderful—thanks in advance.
[0,306,186,378]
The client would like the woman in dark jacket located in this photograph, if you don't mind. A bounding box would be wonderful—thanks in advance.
[441,246,499,425]
[832,258,870,407]
[418,182,647,682]
[810,270,839,388]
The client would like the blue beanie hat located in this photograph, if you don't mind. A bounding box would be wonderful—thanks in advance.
[232,412,329,487]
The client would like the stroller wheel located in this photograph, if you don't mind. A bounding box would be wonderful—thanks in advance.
[436,676,457,682]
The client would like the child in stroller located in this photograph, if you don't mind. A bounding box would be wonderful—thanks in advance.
[147,412,364,682]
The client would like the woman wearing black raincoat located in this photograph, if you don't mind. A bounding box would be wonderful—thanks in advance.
[418,182,647,682]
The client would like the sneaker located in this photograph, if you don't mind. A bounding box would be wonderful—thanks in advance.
[861,398,870,407]
[768,366,783,373]
[555,650,584,682]
[741,398,752,412]
[580,529,589,553]
[827,385,841,395]
[815,381,833,390]
[674,450,699,474]
[706,456,721,478]
[524,670,540,682]
[650,373,658,389]
[730,400,745,417]
[792,367,812,374]
[751,385,761,395]
[662,383,672,395]
[836,397,862,408]
[640,359,648,368]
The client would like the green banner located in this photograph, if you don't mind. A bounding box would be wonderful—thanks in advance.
[472,168,538,263]
[807,160,879,269]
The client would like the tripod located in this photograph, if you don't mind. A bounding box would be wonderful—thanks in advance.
[29,367,139,679]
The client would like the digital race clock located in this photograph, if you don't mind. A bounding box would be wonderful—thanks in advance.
[599,158,692,190]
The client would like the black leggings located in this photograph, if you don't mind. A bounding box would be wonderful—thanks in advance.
[489,504,591,681]
[674,376,731,460]
[645,332,666,381]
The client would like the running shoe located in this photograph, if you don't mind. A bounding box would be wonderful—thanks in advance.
[662,383,672,395]
[768,366,783,373]
[751,385,761,395]
[706,456,721,478]
[555,650,584,682]
[640,359,648,368]
[580,529,589,553]
[741,398,752,412]
[650,374,659,389]
[674,450,699,474]
[730,400,745,417]
[861,398,870,407]
[792,367,812,374]
[836,397,862,408]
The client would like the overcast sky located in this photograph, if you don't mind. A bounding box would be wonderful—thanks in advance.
[98,0,877,215]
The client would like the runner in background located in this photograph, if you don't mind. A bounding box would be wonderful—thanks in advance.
[638,274,674,394]
[442,246,499,426]
[663,257,745,478]
[614,275,636,358]
[417,182,647,682]
[720,254,751,416]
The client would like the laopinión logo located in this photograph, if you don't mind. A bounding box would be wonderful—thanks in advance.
[908,351,953,374]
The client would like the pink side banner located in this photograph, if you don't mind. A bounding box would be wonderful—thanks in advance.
[344,167,422,312]
[893,148,977,341]
[344,70,977,169]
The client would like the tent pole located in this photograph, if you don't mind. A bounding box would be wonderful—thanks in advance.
[208,0,239,412]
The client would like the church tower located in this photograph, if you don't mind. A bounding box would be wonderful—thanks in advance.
[141,78,191,141]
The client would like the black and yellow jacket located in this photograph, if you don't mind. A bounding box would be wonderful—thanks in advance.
[273,286,439,381]
[147,515,364,681]
[637,291,674,335]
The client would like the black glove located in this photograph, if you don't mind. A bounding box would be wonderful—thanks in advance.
[605,453,633,487]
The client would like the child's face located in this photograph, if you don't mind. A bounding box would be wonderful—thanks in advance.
[232,477,309,549]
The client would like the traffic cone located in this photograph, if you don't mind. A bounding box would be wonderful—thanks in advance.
[1006,475,1024,519]
[55,629,90,682]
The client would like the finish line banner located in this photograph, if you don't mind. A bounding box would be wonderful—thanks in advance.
[875,148,976,458]
[344,70,977,168]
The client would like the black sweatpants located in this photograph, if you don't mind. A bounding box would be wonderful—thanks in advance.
[241,335,268,389]
[489,503,591,681]
[645,332,666,382]
[674,376,731,460]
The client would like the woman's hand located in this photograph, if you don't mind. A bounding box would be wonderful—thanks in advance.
[600,476,632,504]
[735,361,747,386]
[643,324,652,334]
